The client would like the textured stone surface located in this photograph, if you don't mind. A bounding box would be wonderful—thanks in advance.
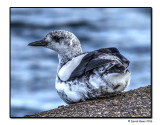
[25,85,151,118]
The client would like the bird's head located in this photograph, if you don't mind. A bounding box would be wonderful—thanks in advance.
[28,30,82,57]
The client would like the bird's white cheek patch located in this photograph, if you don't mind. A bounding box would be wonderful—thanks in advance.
[58,53,87,81]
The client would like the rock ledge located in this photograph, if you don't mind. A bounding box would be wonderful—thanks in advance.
[25,85,151,118]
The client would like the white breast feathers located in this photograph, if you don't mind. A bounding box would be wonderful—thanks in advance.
[58,53,88,81]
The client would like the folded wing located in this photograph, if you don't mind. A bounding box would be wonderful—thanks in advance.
[68,47,129,81]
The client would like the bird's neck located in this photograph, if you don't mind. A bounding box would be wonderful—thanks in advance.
[57,48,83,71]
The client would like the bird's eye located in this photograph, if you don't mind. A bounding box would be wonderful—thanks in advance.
[53,36,64,43]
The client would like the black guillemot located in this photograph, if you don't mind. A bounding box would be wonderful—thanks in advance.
[28,30,131,104]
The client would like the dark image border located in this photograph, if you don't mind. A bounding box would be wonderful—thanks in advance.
[9,7,152,119]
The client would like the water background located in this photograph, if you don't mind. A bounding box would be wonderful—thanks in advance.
[10,8,151,117]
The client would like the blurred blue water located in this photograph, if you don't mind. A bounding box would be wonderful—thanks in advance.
[10,8,151,117]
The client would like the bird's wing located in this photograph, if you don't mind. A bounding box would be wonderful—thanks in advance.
[68,51,96,80]
[97,47,120,54]
[68,47,123,80]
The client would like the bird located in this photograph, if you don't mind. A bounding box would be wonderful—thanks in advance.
[28,30,131,104]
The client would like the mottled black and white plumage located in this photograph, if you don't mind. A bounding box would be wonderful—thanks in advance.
[28,30,131,104]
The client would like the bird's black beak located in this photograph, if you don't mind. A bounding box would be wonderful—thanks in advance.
[28,39,48,46]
